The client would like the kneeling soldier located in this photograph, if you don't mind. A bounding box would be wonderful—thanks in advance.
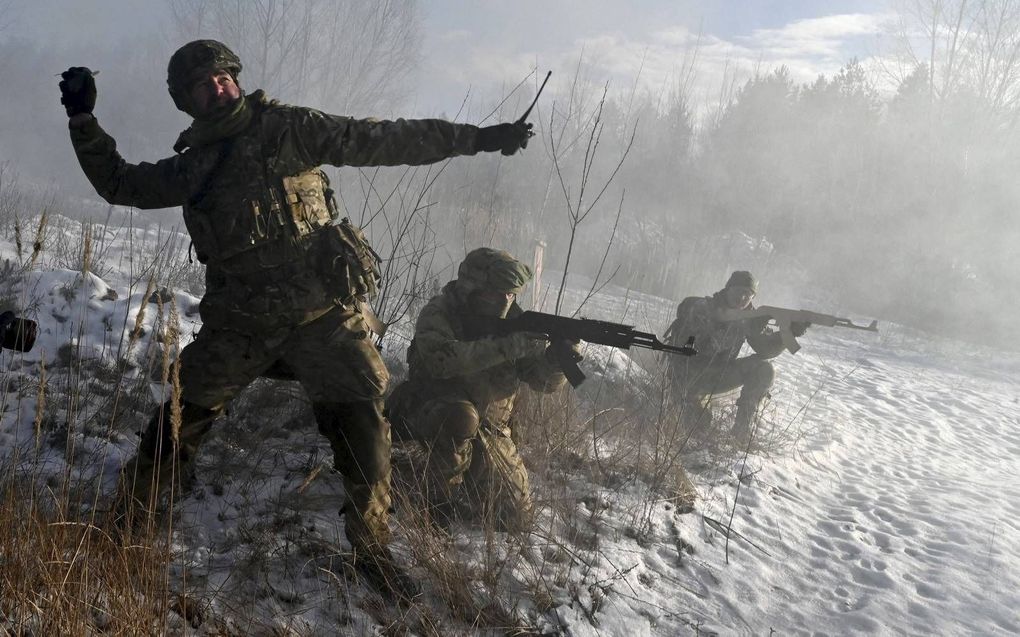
[664,271,808,445]
[387,248,575,531]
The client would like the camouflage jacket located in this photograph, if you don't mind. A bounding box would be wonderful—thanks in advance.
[665,291,784,367]
[69,92,485,332]
[401,283,567,432]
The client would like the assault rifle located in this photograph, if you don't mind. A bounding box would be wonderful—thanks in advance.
[0,311,38,352]
[717,306,878,354]
[473,310,697,388]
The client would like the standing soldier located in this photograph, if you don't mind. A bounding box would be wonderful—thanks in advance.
[58,40,533,595]
[387,248,577,532]
[664,271,809,445]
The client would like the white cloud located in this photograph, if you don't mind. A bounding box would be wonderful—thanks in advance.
[743,12,896,59]
[420,11,900,119]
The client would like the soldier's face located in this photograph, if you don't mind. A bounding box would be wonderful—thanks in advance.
[724,286,755,309]
[188,69,241,119]
[470,289,515,318]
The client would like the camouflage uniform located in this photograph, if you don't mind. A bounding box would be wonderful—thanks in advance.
[665,281,784,442]
[387,249,567,531]
[63,41,525,556]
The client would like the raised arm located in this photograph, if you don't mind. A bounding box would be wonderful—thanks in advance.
[61,68,187,209]
[69,117,187,209]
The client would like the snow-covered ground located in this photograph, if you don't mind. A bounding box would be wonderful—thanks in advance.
[2,216,1018,635]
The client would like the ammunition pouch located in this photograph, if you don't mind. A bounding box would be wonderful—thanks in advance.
[281,171,335,236]
[320,217,382,305]
[184,169,338,266]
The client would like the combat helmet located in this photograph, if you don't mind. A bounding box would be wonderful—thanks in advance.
[167,39,242,115]
[456,248,533,295]
[725,270,758,293]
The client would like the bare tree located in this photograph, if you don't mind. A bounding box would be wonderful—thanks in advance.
[166,0,421,115]
[888,0,1020,118]
[971,0,1020,113]
[547,84,635,316]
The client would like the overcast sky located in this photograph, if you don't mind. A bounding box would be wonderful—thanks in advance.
[417,0,895,114]
[10,0,896,117]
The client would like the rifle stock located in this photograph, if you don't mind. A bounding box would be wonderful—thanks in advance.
[717,305,878,354]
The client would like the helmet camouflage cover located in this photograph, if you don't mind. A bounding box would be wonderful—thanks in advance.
[456,248,533,295]
[725,270,758,292]
[167,39,243,115]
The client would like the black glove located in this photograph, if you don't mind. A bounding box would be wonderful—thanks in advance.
[59,67,97,117]
[476,121,533,156]
[790,321,811,337]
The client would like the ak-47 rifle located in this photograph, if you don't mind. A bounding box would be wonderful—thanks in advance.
[473,310,697,388]
[717,306,878,354]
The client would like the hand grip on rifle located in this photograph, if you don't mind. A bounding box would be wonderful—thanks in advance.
[546,338,584,387]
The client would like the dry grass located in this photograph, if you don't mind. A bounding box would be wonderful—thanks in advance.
[0,477,178,635]
[0,190,824,635]
[1,207,193,635]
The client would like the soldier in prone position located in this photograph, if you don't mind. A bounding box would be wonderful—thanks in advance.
[59,40,533,594]
[664,271,810,445]
[386,248,578,532]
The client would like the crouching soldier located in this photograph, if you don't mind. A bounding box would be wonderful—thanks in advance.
[387,248,576,532]
[664,271,808,445]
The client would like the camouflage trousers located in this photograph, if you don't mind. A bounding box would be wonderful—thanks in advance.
[670,355,775,442]
[390,393,532,532]
[118,306,393,548]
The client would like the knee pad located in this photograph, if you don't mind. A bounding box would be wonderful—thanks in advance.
[424,400,481,442]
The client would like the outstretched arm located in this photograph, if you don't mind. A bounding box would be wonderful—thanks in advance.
[290,107,531,168]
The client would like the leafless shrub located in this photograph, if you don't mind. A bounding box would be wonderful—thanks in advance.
[167,0,421,115]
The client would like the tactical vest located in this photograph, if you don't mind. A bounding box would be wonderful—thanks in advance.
[181,102,380,308]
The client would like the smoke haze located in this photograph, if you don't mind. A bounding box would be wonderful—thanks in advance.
[1,0,1016,347]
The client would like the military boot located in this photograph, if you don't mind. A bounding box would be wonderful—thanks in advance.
[111,401,219,537]
[348,538,421,601]
[110,450,163,535]
[112,448,201,534]
[732,402,755,449]
[343,480,420,600]
[681,396,714,441]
